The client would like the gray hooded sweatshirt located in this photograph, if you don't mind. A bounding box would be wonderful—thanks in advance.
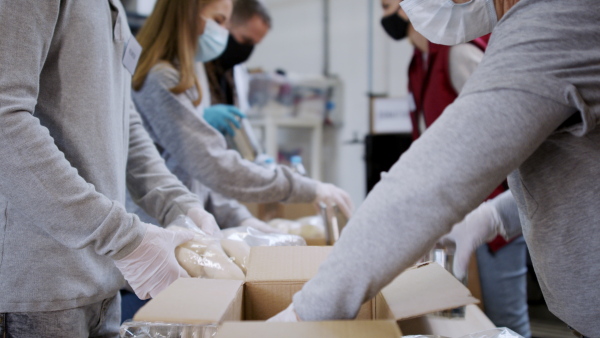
[0,0,202,312]
[293,0,600,336]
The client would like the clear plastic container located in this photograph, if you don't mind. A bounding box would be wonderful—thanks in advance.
[120,321,218,338]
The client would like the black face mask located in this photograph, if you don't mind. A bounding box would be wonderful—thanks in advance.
[381,12,409,41]
[216,34,255,71]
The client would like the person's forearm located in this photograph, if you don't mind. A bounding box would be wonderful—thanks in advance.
[133,68,317,204]
[0,0,143,259]
[490,190,523,239]
[293,89,574,320]
[127,108,203,226]
[203,188,253,229]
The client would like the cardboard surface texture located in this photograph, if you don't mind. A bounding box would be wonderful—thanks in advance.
[134,279,243,325]
[246,246,330,282]
[215,321,402,338]
[243,202,317,222]
[244,247,371,320]
[400,305,495,337]
[379,262,479,321]
[134,246,483,336]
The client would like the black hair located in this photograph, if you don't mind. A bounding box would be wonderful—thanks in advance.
[231,0,272,28]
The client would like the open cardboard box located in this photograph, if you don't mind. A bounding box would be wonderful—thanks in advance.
[134,246,489,337]
[243,202,317,222]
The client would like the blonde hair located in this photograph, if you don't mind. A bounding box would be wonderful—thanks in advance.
[133,0,215,106]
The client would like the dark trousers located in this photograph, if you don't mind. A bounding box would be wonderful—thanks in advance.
[0,293,120,338]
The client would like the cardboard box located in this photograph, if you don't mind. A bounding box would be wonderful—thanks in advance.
[134,247,480,336]
[243,203,317,222]
[216,321,402,338]
[399,304,495,337]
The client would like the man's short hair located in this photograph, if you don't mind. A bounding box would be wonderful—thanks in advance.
[231,0,272,28]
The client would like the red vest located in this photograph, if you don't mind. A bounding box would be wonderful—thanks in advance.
[408,35,509,252]
[408,36,489,140]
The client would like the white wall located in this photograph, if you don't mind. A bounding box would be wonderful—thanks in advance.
[248,0,414,206]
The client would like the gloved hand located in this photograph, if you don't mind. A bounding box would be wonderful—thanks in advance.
[187,207,222,238]
[267,303,300,322]
[203,104,246,137]
[314,182,354,219]
[438,201,506,280]
[240,217,285,234]
[114,223,195,300]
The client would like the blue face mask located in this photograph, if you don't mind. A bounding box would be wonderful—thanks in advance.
[196,18,229,62]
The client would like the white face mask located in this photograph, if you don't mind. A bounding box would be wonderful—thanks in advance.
[400,0,498,46]
[196,18,229,62]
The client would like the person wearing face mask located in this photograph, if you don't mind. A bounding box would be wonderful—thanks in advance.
[202,0,272,128]
[379,1,530,336]
[130,0,353,230]
[269,0,600,336]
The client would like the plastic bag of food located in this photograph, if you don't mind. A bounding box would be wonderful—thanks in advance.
[120,321,217,338]
[168,217,245,280]
[404,328,523,338]
[295,216,326,239]
[267,216,326,241]
[219,238,251,274]
[218,225,306,273]
[221,226,307,247]
[459,328,524,338]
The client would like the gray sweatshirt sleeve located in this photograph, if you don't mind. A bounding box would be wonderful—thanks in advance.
[200,187,253,229]
[126,106,204,226]
[0,0,143,260]
[490,190,523,239]
[133,65,317,203]
[293,89,574,320]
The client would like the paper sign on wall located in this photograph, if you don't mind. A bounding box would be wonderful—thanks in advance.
[372,96,413,134]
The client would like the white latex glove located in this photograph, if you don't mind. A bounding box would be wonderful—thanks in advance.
[438,202,506,280]
[240,218,285,234]
[267,303,300,322]
[314,182,354,219]
[114,223,195,300]
[187,207,222,238]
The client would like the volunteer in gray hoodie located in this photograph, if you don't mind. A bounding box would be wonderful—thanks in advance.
[131,0,354,220]
[270,0,600,336]
[0,1,220,336]
[125,0,276,235]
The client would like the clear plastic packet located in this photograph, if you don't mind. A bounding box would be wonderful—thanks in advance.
[120,321,217,338]
[269,216,326,241]
[221,226,307,247]
[267,218,303,235]
[404,328,523,338]
[458,328,524,338]
[218,226,306,273]
[168,217,245,280]
[220,238,251,274]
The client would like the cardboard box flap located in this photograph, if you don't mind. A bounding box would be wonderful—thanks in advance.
[380,262,478,321]
[400,304,495,336]
[215,321,402,338]
[245,246,333,282]
[133,279,243,325]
